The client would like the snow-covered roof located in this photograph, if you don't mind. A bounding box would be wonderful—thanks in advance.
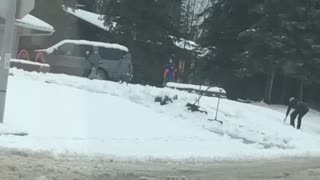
[169,35,198,51]
[16,14,55,34]
[63,7,114,31]
[169,35,216,57]
[39,39,129,53]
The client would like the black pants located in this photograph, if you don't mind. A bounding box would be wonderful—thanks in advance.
[290,109,309,129]
[84,65,94,78]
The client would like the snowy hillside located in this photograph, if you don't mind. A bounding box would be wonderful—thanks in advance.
[1,68,320,161]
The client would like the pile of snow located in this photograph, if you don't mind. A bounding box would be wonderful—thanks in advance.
[1,68,320,161]
[11,59,50,68]
[0,124,27,136]
[37,39,129,54]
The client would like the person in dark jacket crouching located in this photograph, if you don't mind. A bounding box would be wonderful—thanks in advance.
[284,97,309,129]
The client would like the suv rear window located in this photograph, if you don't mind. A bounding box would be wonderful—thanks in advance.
[56,44,94,58]
[76,45,94,57]
[57,43,74,55]
[98,47,126,61]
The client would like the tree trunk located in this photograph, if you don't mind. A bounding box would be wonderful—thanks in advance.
[264,70,275,104]
[280,76,287,104]
[298,79,304,101]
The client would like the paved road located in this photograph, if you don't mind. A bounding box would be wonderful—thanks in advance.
[0,150,320,180]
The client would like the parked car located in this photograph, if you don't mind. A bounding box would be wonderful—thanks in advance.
[36,40,133,81]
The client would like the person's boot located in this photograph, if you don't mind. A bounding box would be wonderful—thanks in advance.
[290,119,295,128]
[297,118,302,130]
[290,113,297,128]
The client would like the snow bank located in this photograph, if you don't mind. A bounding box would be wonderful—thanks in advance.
[0,68,320,161]
[0,124,27,136]
[11,59,50,68]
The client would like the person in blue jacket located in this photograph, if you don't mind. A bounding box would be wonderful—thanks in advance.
[163,59,177,85]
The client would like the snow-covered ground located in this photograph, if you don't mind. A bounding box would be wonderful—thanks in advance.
[254,103,320,136]
[1,68,320,161]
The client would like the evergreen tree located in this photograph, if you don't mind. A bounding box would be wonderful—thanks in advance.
[238,0,320,103]
[198,0,249,92]
[99,0,182,85]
